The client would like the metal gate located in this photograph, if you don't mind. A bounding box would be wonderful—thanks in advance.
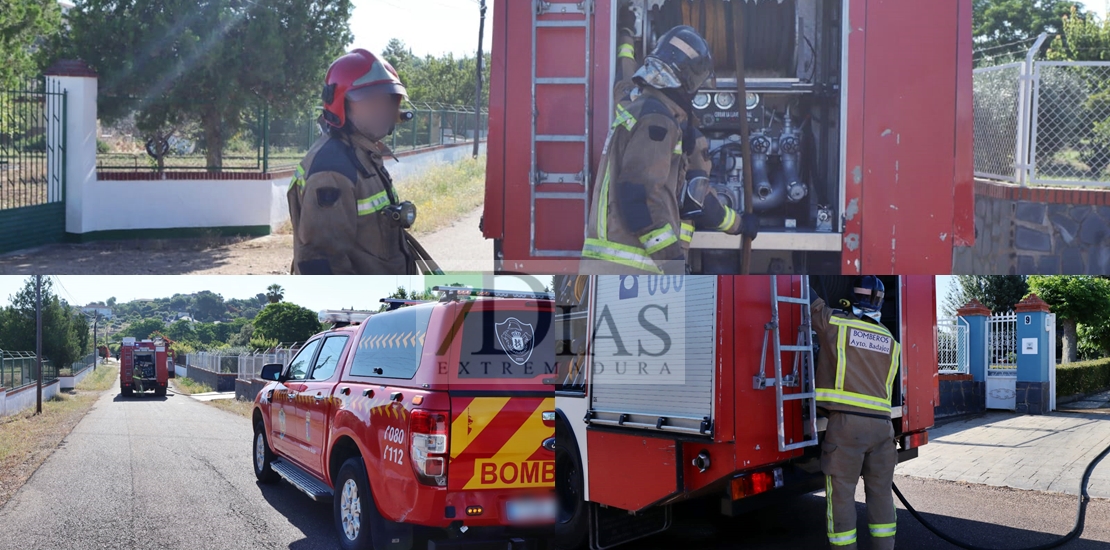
[0,79,67,254]
[986,312,1017,411]
[1047,313,1057,412]
[937,316,970,375]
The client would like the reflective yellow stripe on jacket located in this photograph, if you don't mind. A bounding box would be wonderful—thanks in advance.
[582,238,663,274]
[818,317,899,413]
[357,190,390,216]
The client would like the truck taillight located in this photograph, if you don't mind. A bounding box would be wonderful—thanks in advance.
[729,468,784,501]
[410,409,449,486]
[901,431,928,450]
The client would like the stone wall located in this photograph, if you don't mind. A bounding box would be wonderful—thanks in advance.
[1016,381,1052,415]
[936,375,986,419]
[953,179,1110,274]
[185,365,237,392]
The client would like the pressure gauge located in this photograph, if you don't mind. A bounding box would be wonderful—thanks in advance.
[692,92,711,110]
[746,92,760,110]
[715,92,736,110]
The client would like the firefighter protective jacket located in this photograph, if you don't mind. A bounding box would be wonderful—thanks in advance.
[288,131,416,275]
[811,297,901,418]
[582,88,742,274]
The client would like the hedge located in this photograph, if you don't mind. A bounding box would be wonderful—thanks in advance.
[1056,358,1110,399]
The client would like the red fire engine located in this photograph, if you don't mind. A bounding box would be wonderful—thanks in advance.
[552,275,935,549]
[483,0,975,275]
[251,287,556,550]
[120,337,169,397]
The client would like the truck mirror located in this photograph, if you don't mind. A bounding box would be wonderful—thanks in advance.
[260,363,285,382]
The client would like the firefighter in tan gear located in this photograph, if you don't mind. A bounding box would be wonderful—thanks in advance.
[581,26,759,275]
[811,276,900,550]
[288,49,418,275]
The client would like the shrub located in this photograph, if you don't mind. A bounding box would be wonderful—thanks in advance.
[1056,358,1110,399]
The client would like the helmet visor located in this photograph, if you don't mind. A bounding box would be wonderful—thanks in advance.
[347,82,408,102]
[853,286,884,312]
[632,57,683,91]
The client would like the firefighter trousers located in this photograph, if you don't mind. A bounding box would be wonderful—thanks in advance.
[821,411,898,550]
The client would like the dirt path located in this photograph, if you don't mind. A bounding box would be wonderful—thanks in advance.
[0,207,492,275]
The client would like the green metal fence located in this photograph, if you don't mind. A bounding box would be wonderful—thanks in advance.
[0,80,66,209]
[96,101,489,174]
[0,351,57,391]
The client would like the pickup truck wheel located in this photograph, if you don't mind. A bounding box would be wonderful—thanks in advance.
[335,457,377,550]
[555,419,587,550]
[253,427,278,483]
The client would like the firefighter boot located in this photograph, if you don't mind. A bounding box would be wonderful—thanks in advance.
[821,412,898,550]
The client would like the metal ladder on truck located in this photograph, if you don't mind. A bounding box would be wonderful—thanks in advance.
[753,276,819,452]
[530,0,593,257]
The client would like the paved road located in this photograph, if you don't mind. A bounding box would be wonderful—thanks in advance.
[0,379,339,550]
[632,475,1110,549]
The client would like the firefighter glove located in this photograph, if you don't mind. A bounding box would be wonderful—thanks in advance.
[680,172,711,218]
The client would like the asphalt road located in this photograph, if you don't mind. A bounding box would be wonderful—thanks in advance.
[5,379,1110,550]
[632,475,1110,550]
[0,379,340,550]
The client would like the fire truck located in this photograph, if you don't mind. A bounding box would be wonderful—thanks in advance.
[120,337,170,397]
[483,0,975,275]
[552,275,935,549]
[251,287,556,550]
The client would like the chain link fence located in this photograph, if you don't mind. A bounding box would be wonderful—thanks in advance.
[185,345,301,380]
[0,351,57,391]
[973,63,1023,183]
[96,100,488,174]
[974,37,1110,187]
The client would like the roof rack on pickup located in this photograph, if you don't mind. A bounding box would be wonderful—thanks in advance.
[379,298,434,311]
[318,310,375,328]
[431,286,554,301]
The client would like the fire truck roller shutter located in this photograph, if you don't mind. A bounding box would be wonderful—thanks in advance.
[655,0,797,77]
[588,276,719,435]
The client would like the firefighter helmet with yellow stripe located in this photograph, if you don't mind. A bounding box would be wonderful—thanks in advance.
[321,49,409,129]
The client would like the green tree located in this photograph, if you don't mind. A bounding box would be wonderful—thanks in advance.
[192,291,227,322]
[266,284,285,304]
[124,318,166,340]
[382,38,491,107]
[106,297,116,307]
[0,277,85,368]
[194,323,217,345]
[0,0,61,91]
[253,302,322,344]
[1027,276,1110,363]
[942,276,1029,318]
[974,0,1083,49]
[54,0,353,170]
[166,319,197,342]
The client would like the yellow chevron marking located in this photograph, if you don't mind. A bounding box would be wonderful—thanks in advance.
[463,398,555,491]
[450,397,510,460]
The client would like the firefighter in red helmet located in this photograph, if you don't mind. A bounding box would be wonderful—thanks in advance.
[288,49,418,275]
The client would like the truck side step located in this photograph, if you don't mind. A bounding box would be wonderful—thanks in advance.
[271,459,333,501]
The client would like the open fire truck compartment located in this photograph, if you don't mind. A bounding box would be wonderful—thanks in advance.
[484,0,975,275]
[554,276,935,529]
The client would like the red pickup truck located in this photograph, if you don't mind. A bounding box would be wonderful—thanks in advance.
[252,287,556,550]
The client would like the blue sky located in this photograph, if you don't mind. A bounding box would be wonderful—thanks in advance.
[0,275,552,312]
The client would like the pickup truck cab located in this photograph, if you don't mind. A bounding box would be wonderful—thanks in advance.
[252,287,556,550]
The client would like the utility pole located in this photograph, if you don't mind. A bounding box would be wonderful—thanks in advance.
[35,275,42,415]
[473,0,487,159]
[93,313,99,371]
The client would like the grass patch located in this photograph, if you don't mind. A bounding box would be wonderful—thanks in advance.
[400,155,486,236]
[206,398,254,419]
[172,376,213,395]
[0,366,118,509]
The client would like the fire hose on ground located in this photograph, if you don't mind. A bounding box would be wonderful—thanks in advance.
[891,439,1110,550]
